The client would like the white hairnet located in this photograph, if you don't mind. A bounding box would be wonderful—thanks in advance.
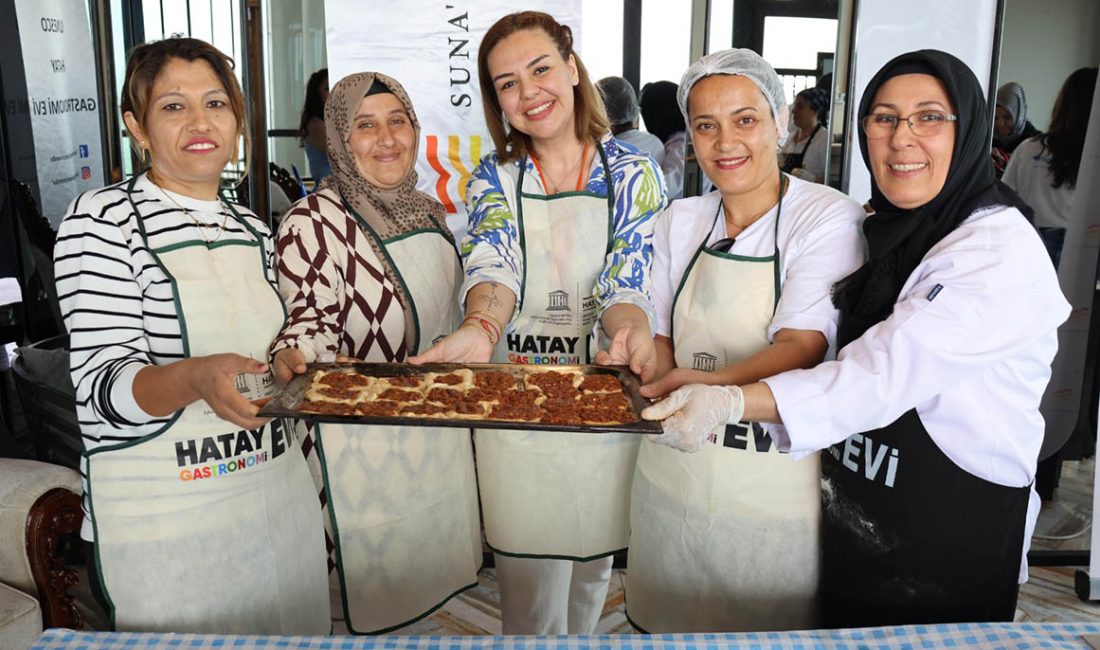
[676,48,790,146]
[596,76,640,127]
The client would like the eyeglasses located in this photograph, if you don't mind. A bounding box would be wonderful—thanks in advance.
[859,110,958,139]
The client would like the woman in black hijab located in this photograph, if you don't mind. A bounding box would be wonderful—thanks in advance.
[640,50,1071,627]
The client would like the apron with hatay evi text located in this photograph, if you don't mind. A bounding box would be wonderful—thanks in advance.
[85,177,331,634]
[628,176,821,632]
[310,200,481,634]
[476,144,641,560]
[819,309,1030,627]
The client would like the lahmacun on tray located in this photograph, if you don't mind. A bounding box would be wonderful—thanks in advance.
[259,362,661,434]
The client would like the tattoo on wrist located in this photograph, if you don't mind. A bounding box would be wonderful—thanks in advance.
[485,282,503,311]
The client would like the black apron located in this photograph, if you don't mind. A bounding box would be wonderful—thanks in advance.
[780,125,822,173]
[819,312,1031,628]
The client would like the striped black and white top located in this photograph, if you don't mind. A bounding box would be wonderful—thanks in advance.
[53,173,275,539]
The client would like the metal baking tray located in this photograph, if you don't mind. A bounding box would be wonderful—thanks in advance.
[258,361,662,434]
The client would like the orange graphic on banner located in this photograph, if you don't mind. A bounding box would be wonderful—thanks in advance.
[426,134,482,213]
[425,135,454,213]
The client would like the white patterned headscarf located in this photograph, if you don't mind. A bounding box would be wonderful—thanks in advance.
[995,82,1028,141]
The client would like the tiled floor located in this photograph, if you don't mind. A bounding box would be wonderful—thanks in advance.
[1019,457,1099,623]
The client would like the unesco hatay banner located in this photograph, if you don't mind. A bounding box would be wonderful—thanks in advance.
[15,0,105,225]
[326,0,580,235]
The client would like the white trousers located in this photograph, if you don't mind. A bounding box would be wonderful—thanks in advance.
[495,554,614,634]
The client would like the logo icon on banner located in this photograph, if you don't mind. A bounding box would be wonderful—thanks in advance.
[78,144,89,158]
[547,290,570,312]
[692,352,718,372]
[425,134,482,213]
[80,166,91,180]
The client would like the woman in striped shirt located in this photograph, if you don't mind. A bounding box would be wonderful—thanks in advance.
[54,37,328,633]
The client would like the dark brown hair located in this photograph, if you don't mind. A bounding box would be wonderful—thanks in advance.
[1042,66,1097,189]
[121,37,249,170]
[298,67,328,144]
[477,12,608,163]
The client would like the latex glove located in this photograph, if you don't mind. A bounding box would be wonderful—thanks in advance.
[641,384,745,453]
[408,324,495,364]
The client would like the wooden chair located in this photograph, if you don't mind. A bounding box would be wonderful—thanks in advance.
[270,162,306,200]
[0,458,85,635]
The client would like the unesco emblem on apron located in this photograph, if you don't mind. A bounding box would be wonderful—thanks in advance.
[692,352,718,372]
[546,289,571,312]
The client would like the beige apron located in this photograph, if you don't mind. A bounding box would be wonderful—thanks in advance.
[313,206,481,634]
[476,146,641,559]
[627,188,821,632]
[86,179,331,634]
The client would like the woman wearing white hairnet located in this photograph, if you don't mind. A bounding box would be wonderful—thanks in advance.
[624,49,865,633]
[642,49,1068,628]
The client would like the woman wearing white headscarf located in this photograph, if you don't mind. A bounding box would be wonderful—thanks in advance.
[624,49,866,633]
[991,82,1040,178]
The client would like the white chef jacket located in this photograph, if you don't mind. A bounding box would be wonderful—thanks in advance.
[662,131,686,200]
[763,204,1071,580]
[1002,136,1075,230]
[651,175,866,349]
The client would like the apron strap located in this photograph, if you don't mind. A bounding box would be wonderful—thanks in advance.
[800,124,823,156]
[707,170,786,312]
[515,139,617,309]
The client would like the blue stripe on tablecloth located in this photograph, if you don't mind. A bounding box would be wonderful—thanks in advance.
[28,623,1100,650]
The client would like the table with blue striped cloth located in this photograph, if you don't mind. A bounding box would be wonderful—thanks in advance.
[28,623,1100,650]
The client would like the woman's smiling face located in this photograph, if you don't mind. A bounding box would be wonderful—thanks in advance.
[865,73,956,209]
[347,92,415,188]
[688,74,779,198]
[487,28,579,148]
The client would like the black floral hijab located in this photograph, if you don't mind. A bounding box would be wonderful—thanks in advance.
[832,49,1032,342]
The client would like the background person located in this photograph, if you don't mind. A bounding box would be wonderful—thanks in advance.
[299,68,331,181]
[626,49,865,633]
[413,11,666,635]
[991,81,1041,178]
[54,37,329,633]
[1003,67,1098,268]
[270,71,481,635]
[780,87,830,183]
[640,80,687,199]
[643,49,1069,628]
[597,75,665,165]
